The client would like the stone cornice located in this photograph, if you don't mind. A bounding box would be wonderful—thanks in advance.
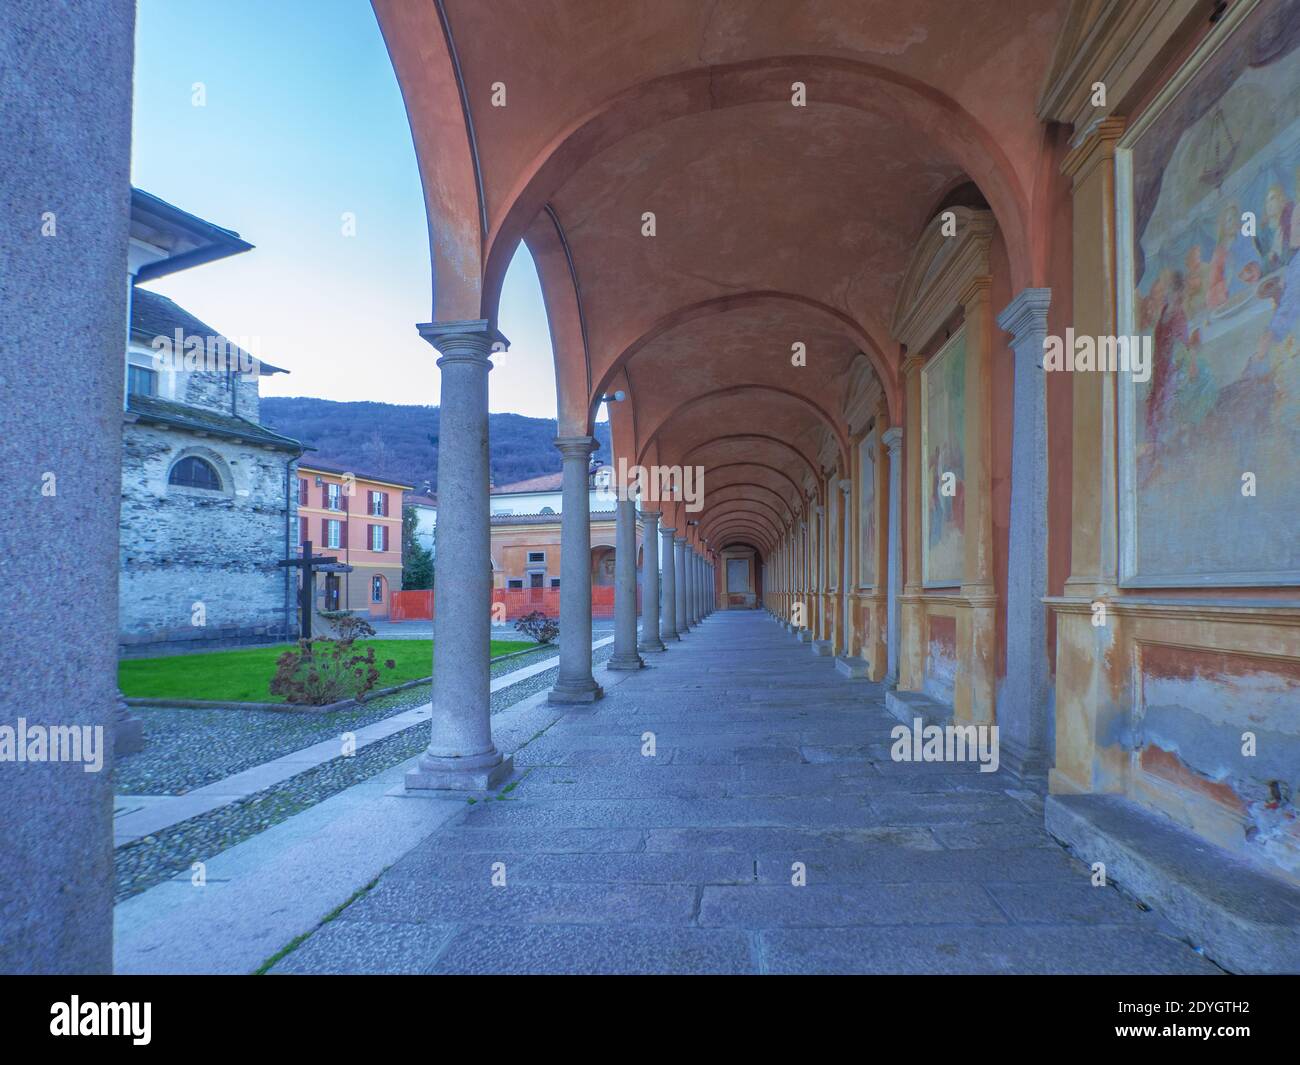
[891,207,995,352]
[1046,595,1300,625]
[1037,0,1206,140]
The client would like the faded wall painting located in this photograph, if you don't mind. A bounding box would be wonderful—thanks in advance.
[858,429,877,587]
[726,558,750,593]
[921,328,966,587]
[1119,0,1300,585]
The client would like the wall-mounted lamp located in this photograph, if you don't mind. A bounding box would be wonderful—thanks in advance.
[601,390,627,403]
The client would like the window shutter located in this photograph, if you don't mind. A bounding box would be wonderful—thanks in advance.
[382,491,389,516]
[321,517,328,542]
[298,478,307,504]
[341,520,348,549]
[298,516,306,544]
[383,525,390,551]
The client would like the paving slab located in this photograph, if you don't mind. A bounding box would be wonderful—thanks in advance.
[178,608,1217,976]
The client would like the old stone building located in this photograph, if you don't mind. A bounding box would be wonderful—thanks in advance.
[119,190,304,655]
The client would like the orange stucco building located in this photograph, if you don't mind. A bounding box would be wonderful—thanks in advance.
[296,461,411,618]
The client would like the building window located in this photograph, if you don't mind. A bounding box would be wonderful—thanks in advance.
[168,456,222,491]
[127,365,157,396]
[298,477,308,505]
[507,578,524,589]
[527,551,545,563]
[371,576,384,603]
[326,519,341,549]
[550,578,560,588]
[369,490,387,516]
[327,483,342,511]
[294,516,304,547]
[370,524,385,551]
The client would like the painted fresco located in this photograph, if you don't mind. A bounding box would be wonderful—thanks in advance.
[726,558,750,593]
[921,328,966,586]
[1123,0,1300,584]
[858,429,877,587]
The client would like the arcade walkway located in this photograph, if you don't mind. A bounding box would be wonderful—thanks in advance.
[272,611,1216,975]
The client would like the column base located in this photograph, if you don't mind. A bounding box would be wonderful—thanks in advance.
[549,681,605,704]
[606,652,645,671]
[638,638,667,652]
[795,629,813,643]
[115,694,144,756]
[834,655,869,678]
[810,640,833,656]
[406,749,513,792]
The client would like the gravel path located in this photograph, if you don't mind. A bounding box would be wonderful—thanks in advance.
[114,644,561,797]
[113,643,614,901]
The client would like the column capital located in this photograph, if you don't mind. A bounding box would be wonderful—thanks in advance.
[660,524,676,536]
[417,318,509,366]
[674,535,686,545]
[882,426,903,453]
[997,287,1052,340]
[554,435,598,459]
[837,478,852,495]
[638,508,661,520]
[901,353,926,378]
[1062,115,1127,182]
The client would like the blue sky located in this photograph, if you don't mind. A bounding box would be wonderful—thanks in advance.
[130,0,561,418]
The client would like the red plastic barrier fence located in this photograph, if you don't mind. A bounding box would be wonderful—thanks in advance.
[388,586,642,622]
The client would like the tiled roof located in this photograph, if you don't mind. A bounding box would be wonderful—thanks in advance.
[129,287,286,375]
[298,460,414,490]
[127,393,303,451]
[491,472,567,494]
[491,510,616,525]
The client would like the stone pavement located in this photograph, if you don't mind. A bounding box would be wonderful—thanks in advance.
[271,610,1220,975]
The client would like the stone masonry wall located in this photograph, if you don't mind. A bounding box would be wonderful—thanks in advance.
[119,422,297,654]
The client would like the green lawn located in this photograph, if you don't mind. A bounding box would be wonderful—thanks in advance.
[118,639,533,704]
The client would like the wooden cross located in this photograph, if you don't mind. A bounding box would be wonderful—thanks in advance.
[277,540,339,644]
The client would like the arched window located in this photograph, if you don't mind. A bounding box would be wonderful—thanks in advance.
[168,455,222,491]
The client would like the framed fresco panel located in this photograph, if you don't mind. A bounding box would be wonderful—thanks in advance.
[858,428,878,588]
[1116,0,1300,586]
[921,327,967,587]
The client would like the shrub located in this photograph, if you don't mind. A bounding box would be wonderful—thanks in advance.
[514,611,559,645]
[269,628,393,706]
[326,613,376,642]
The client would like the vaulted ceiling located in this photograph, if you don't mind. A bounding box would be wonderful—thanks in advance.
[374,0,1069,555]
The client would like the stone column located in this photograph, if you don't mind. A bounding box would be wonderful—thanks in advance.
[638,509,666,652]
[883,426,904,686]
[608,494,644,670]
[999,288,1053,777]
[407,320,511,790]
[674,536,691,633]
[839,478,853,655]
[660,524,679,641]
[692,551,703,624]
[5,0,134,972]
[549,436,603,702]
